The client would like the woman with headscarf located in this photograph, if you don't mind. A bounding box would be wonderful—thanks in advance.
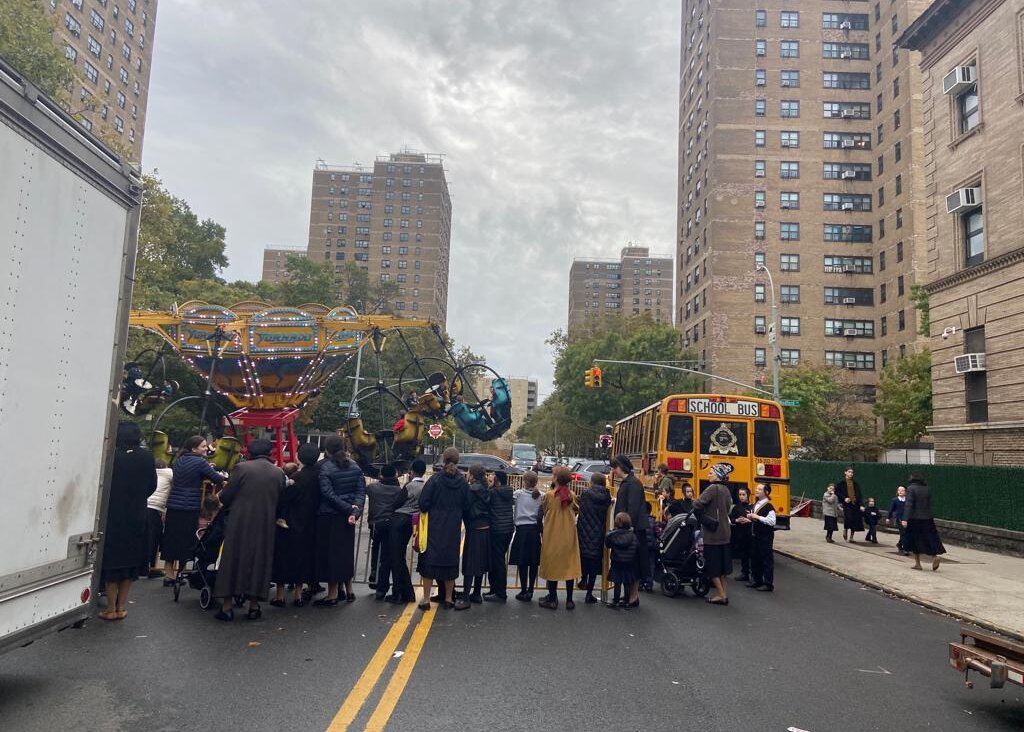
[484,469,515,603]
[509,471,543,601]
[901,472,946,571]
[538,467,582,610]
[694,463,733,606]
[271,442,322,607]
[457,464,491,609]
[417,447,470,611]
[214,439,286,621]
[99,422,157,621]
[577,472,612,604]
[162,435,225,582]
[315,435,366,606]
[610,455,646,608]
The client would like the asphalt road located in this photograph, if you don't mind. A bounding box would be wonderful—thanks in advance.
[1,557,1022,731]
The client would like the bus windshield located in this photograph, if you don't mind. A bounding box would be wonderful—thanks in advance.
[511,444,538,462]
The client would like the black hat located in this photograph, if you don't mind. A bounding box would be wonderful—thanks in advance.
[297,442,320,466]
[380,464,398,479]
[494,470,508,485]
[249,439,273,458]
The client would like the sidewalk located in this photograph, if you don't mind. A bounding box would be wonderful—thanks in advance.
[776,516,1024,641]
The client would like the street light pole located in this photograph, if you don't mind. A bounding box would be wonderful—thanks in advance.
[756,264,781,403]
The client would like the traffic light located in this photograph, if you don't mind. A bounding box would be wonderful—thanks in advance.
[593,366,602,388]
[584,368,595,388]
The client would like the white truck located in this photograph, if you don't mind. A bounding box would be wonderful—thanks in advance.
[0,58,142,654]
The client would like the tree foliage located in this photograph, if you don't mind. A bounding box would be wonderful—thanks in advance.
[777,365,880,461]
[910,283,930,337]
[0,0,76,103]
[873,350,933,447]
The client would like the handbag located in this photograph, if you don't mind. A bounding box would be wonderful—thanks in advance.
[415,512,429,553]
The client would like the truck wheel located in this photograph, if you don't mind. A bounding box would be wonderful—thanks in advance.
[199,587,212,610]
[661,572,681,598]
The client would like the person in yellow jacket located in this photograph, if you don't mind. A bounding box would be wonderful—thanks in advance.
[538,467,582,610]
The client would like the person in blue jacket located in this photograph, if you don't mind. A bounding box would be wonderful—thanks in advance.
[162,435,225,583]
[314,435,366,606]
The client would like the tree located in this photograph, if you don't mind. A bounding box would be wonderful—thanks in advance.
[873,350,932,447]
[910,283,930,337]
[777,365,880,461]
[277,256,337,306]
[337,262,398,315]
[0,0,75,103]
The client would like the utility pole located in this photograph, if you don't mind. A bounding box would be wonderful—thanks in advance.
[756,263,781,403]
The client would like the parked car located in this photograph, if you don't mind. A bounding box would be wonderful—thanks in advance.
[537,455,559,473]
[570,460,611,482]
[433,452,525,476]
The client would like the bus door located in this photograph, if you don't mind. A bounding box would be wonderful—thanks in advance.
[752,418,790,528]
[695,418,749,501]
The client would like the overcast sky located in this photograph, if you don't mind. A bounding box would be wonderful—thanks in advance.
[143,0,680,397]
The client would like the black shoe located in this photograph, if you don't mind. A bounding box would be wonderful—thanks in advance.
[826,538,835,543]
[337,590,348,602]
[468,593,483,604]
[736,574,750,583]
[606,601,620,609]
[453,600,471,611]
[430,593,442,602]
[756,585,774,592]
[247,605,262,620]
[215,609,234,621]
[565,599,575,610]
[626,600,640,609]
[293,598,306,608]
[514,591,530,602]
[368,578,377,590]
[482,591,496,598]
[313,597,338,607]
[538,597,558,610]
[483,594,507,603]
[269,599,286,608]
[584,594,598,604]
[746,582,764,589]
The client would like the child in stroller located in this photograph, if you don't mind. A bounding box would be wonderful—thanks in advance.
[656,510,710,597]
[171,500,229,610]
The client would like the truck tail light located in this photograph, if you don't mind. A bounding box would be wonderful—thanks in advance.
[81,588,91,604]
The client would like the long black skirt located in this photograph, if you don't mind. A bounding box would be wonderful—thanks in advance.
[143,508,163,570]
[509,525,541,566]
[842,504,865,531]
[161,509,200,562]
[904,518,946,556]
[580,553,603,576]
[418,559,459,581]
[704,543,732,578]
[461,528,490,577]
[823,516,839,532]
[315,514,356,583]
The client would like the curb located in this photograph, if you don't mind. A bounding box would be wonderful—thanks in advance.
[776,547,1024,645]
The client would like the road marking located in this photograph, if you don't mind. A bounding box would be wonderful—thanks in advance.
[325,603,417,731]
[364,602,439,731]
[857,666,892,675]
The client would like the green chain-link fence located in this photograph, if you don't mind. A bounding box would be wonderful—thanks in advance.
[790,461,1024,532]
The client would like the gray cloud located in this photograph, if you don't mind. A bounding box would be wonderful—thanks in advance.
[144,0,680,396]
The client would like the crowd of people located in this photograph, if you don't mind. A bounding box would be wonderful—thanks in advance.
[98,425,949,622]
[821,466,946,570]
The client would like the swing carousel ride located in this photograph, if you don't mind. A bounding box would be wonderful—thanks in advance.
[121,301,512,475]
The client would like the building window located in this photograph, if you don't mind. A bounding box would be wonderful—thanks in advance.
[90,9,104,30]
[756,39,767,56]
[964,208,985,266]
[878,186,885,208]
[781,130,799,148]
[754,221,766,240]
[895,208,903,229]
[756,9,767,27]
[891,14,898,34]
[880,316,888,336]
[754,160,766,177]
[877,124,884,145]
[780,70,800,87]
[964,327,988,422]
[898,309,906,331]
[755,191,766,208]
[781,99,800,117]
[754,252,766,268]
[958,85,980,134]
[823,72,870,90]
[780,253,800,272]
[781,11,799,28]
[756,69,766,86]
[895,175,902,196]
[83,61,98,83]
[893,109,901,130]
[896,241,904,262]
[755,130,766,147]
[878,155,884,176]
[880,283,887,303]
[755,348,767,366]
[780,285,800,303]
[754,315,767,334]
[780,40,800,58]
[781,161,799,179]
[780,191,799,209]
[781,349,801,366]
[893,76,900,98]
[755,284,766,303]
[879,251,886,271]
[894,141,902,162]
[780,222,800,240]
[755,98,766,116]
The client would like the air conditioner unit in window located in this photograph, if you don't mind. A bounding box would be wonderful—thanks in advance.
[755,200,766,208]
[840,51,852,59]
[845,361,858,369]
[841,202,854,211]
[954,353,986,374]
[781,202,792,209]
[755,170,765,177]
[943,65,976,96]
[832,328,846,336]
[841,138,855,148]
[755,325,767,334]
[843,328,859,336]
[781,79,791,87]
[843,264,857,273]
[946,187,982,215]
[841,169,857,179]
[841,108,856,118]
[840,20,852,30]
[842,297,857,304]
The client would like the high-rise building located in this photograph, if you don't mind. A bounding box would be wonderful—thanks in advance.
[677,0,929,395]
[899,0,1024,465]
[306,151,451,327]
[261,246,307,286]
[469,375,538,453]
[567,245,673,338]
[45,0,158,160]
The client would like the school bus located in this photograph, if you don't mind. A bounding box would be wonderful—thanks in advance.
[612,394,797,528]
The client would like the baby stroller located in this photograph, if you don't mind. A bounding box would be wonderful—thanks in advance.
[657,511,710,598]
[171,509,228,610]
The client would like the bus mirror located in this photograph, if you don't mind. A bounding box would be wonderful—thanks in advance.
[787,433,802,447]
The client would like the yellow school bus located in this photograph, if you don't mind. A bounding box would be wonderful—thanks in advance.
[612,394,797,528]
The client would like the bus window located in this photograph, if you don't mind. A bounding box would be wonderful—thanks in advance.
[666,415,694,452]
[698,420,748,457]
[754,420,782,458]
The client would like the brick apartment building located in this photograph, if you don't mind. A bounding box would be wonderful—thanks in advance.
[261,246,307,286]
[899,0,1024,465]
[305,151,452,328]
[567,245,673,338]
[46,0,158,160]
[677,0,929,395]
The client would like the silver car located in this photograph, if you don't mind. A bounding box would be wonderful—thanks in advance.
[570,460,611,482]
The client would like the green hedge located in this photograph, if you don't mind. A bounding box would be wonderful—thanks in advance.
[790,461,1024,533]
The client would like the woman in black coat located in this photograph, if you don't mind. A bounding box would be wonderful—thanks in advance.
[99,422,157,621]
[271,443,322,607]
[577,473,612,604]
[835,466,865,541]
[417,447,470,611]
[901,472,946,570]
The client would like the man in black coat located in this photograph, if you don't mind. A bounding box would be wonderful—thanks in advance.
[835,466,864,541]
[611,454,646,607]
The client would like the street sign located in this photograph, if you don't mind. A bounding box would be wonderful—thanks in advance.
[780,399,801,407]
[427,423,444,439]
[767,323,777,345]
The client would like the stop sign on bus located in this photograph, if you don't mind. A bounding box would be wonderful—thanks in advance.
[428,423,443,439]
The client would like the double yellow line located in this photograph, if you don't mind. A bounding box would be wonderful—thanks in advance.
[326,597,438,731]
